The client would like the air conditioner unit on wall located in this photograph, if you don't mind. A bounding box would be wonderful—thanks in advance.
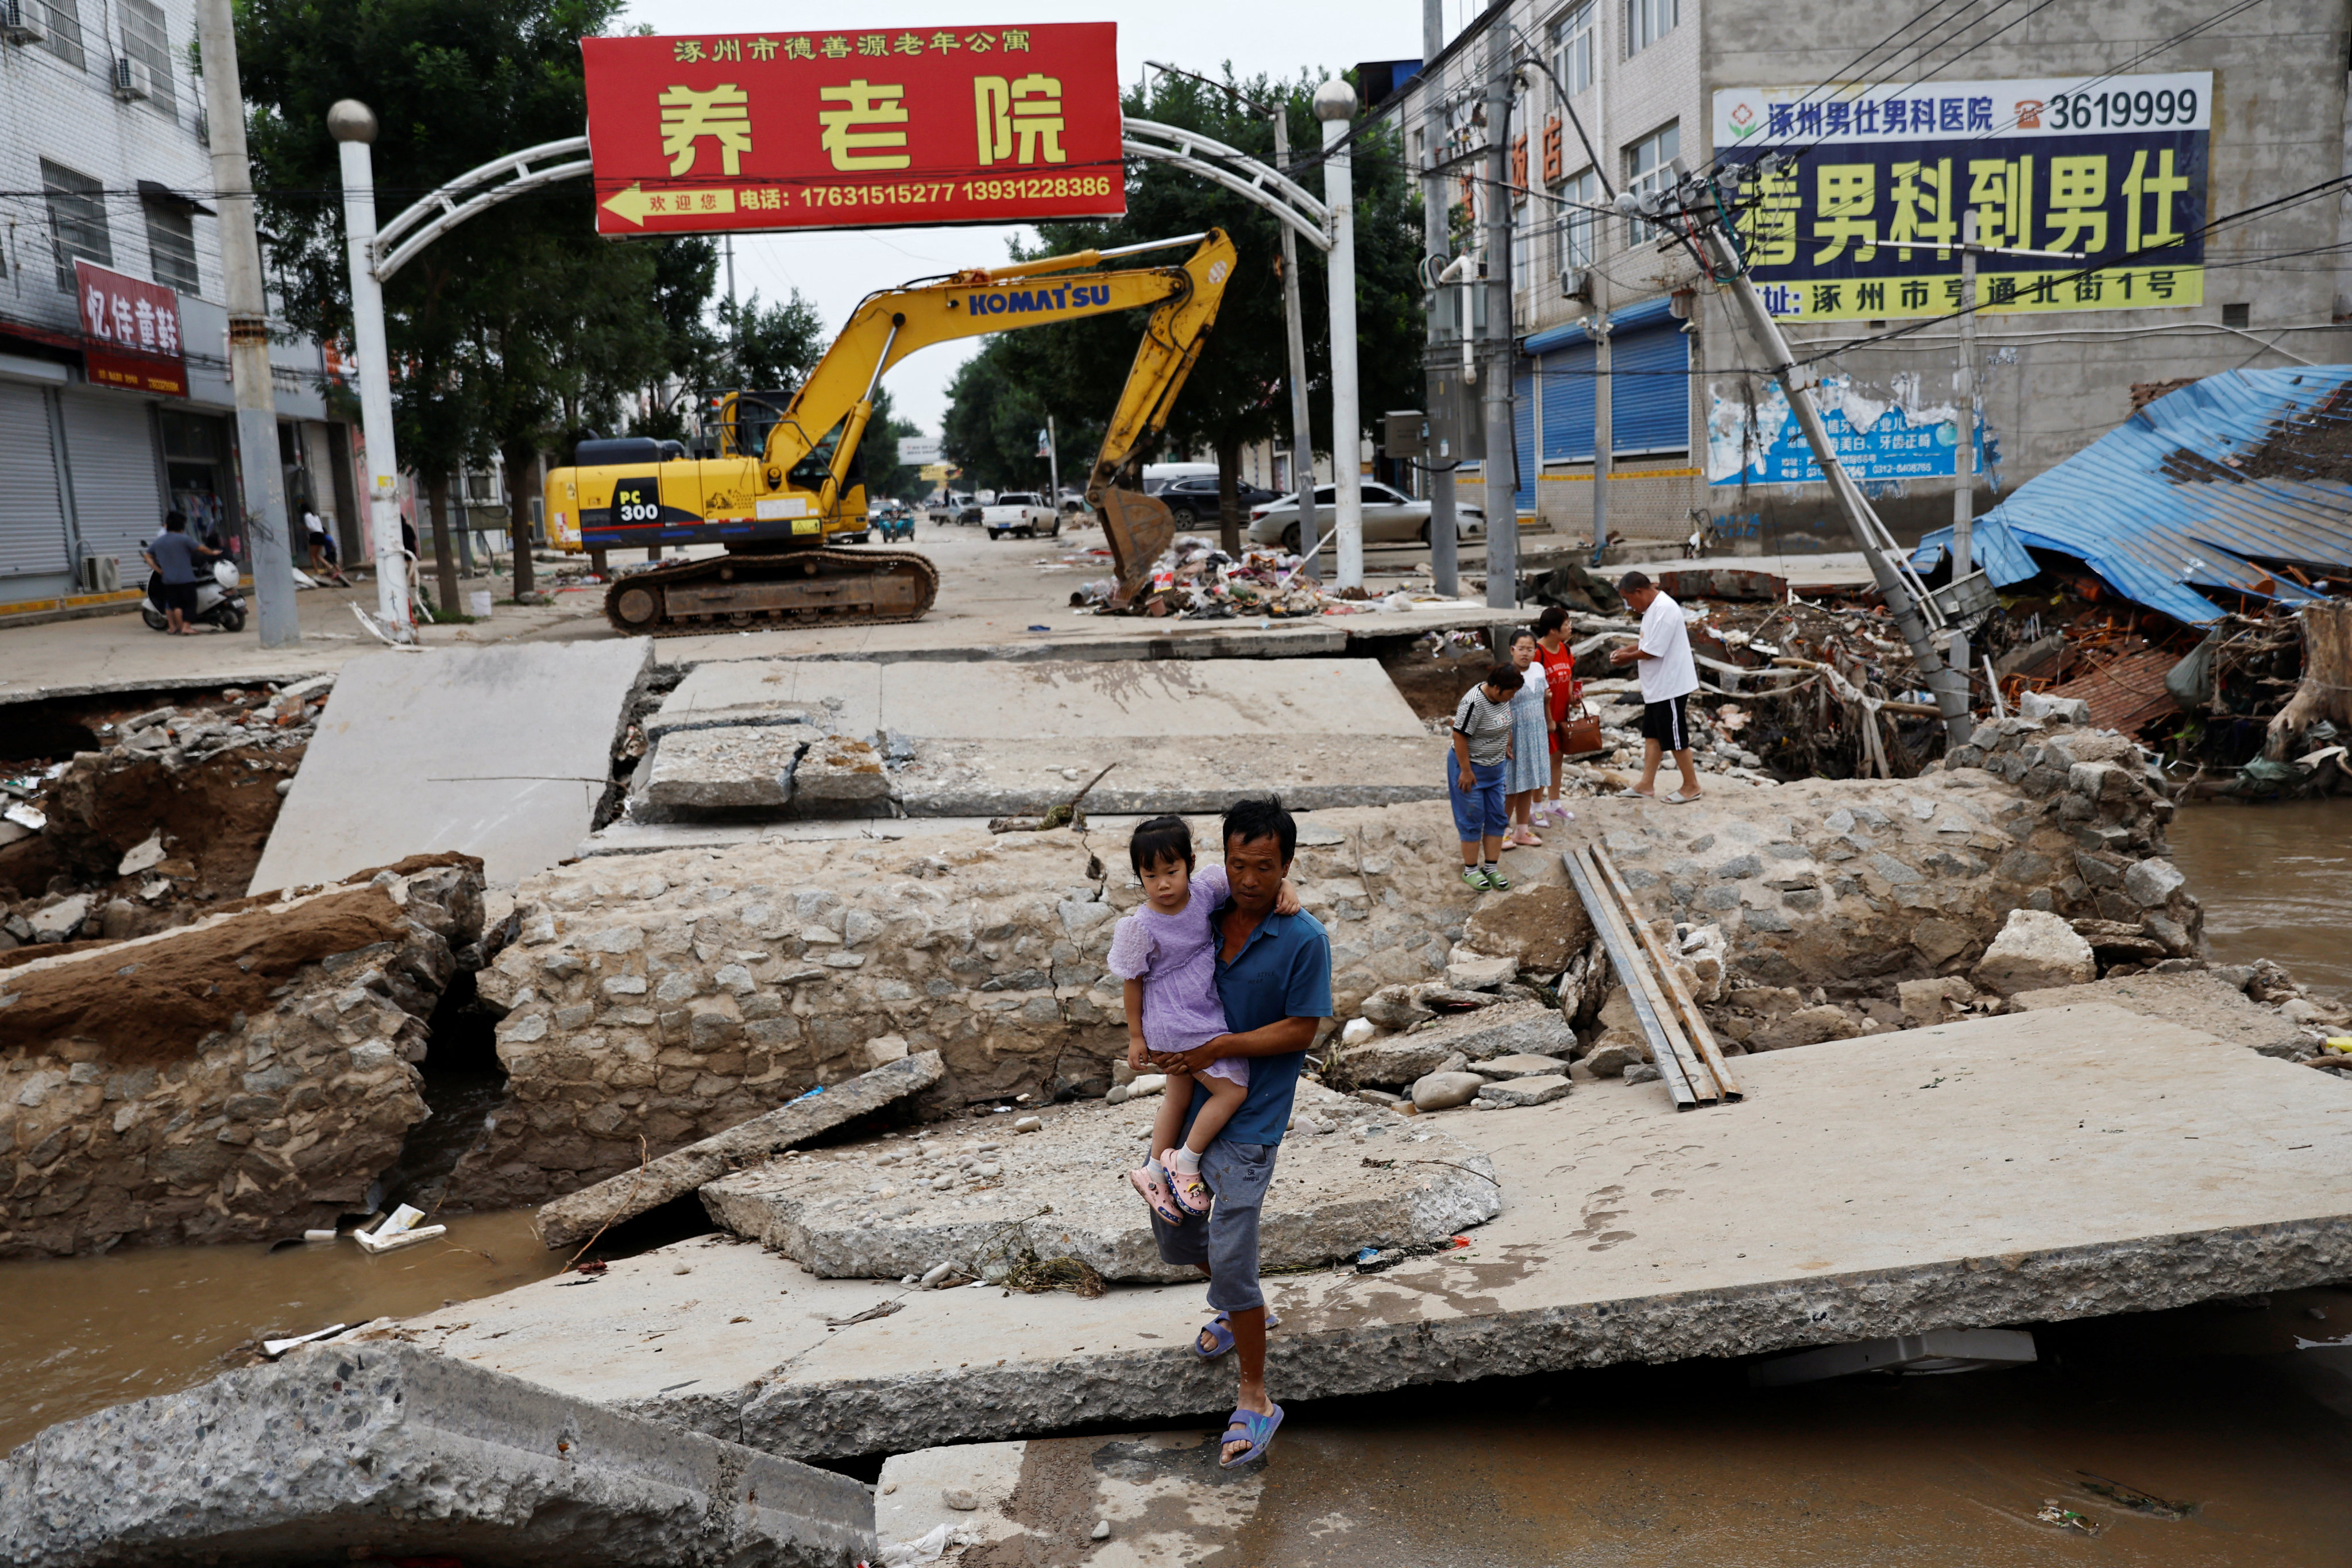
[3,1,49,45]
[1562,268,1594,303]
[79,554,121,594]
[113,56,152,101]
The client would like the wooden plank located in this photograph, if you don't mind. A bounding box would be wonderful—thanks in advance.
[1592,844,1744,1103]
[1579,847,1718,1105]
[1562,848,1704,1110]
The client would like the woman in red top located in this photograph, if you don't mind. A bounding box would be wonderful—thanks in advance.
[1533,604,1581,825]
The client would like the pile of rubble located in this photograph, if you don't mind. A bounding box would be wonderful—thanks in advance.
[1072,536,1436,620]
[0,678,331,951]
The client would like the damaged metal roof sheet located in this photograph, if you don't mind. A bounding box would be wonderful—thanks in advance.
[1913,367,2352,625]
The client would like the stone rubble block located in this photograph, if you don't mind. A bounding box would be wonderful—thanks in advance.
[699,1083,1500,1283]
[1472,1052,1573,1079]
[1972,908,2098,997]
[536,1051,946,1250]
[1327,1001,1573,1088]
[644,726,809,810]
[794,735,891,804]
[1474,1073,1571,1107]
[0,1341,875,1568]
[1409,1071,1486,1110]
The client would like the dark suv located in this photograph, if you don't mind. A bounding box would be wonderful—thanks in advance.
[1156,474,1283,528]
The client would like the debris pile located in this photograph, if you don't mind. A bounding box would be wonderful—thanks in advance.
[1068,536,1430,619]
[0,678,330,951]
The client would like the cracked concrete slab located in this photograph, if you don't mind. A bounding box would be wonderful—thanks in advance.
[392,1003,2352,1461]
[699,1083,1502,1282]
[0,1339,873,1567]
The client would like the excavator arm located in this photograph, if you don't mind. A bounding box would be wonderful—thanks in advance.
[762,229,1235,601]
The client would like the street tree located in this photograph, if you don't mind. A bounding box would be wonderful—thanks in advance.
[947,67,1426,550]
[238,0,710,605]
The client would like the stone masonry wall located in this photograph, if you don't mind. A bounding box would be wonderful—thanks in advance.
[454,729,2185,1209]
[0,860,485,1257]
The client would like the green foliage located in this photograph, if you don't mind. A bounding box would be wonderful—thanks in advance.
[861,385,925,503]
[712,289,826,393]
[943,67,1425,517]
[237,0,712,472]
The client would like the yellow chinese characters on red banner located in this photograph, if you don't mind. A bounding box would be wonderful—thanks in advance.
[581,24,1123,233]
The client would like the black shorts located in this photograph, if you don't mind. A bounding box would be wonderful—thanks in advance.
[1642,693,1691,750]
[157,580,198,616]
[314,531,338,562]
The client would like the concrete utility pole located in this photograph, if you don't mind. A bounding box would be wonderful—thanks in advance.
[1699,221,1973,742]
[1589,285,1612,562]
[1272,105,1323,578]
[1420,0,1458,595]
[196,0,299,647]
[329,101,412,639]
[1315,78,1364,589]
[1953,208,1980,579]
[1480,29,1517,609]
[1044,414,1060,503]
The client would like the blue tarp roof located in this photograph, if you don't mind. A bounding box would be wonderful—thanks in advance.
[1911,367,2352,625]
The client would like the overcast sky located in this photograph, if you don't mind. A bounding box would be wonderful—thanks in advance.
[613,2,1431,434]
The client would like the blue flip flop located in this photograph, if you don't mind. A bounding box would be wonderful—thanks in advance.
[1191,1310,1281,1360]
[1219,1403,1284,1467]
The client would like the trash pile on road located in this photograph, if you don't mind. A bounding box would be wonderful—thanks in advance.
[0,678,327,951]
[1065,535,1438,619]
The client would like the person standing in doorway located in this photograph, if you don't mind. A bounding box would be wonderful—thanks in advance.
[142,511,219,636]
[1608,570,1702,802]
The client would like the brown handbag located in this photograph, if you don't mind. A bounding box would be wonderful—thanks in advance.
[1559,702,1605,758]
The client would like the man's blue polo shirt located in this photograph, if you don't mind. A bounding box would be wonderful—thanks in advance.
[1183,899,1332,1148]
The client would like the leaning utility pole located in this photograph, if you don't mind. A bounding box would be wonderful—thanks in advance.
[1272,105,1323,577]
[1696,216,1973,742]
[1420,0,1458,594]
[1480,26,1519,608]
[327,99,413,639]
[195,0,299,647]
[1953,208,1981,578]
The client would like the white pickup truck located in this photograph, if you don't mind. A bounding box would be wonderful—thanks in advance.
[979,491,1061,540]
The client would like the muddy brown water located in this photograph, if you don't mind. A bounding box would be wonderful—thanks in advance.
[2168,799,2352,992]
[0,1210,563,1455]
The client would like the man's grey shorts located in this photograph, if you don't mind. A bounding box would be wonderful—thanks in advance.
[1148,1138,1277,1315]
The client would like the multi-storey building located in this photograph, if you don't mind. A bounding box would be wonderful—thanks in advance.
[0,0,352,612]
[1380,0,2352,553]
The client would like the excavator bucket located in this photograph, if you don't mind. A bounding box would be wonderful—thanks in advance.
[1096,486,1175,610]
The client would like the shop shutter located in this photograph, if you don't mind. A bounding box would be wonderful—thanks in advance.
[1540,342,1596,462]
[0,383,72,580]
[59,391,164,580]
[1609,320,1691,454]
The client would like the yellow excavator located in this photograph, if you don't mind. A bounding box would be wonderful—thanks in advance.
[544,229,1235,635]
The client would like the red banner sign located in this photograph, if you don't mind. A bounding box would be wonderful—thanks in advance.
[74,258,188,397]
[581,22,1125,235]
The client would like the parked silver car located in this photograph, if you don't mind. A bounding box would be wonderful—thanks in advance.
[1245,483,1485,554]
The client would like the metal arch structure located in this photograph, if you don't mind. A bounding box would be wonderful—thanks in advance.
[1119,118,1333,252]
[373,136,593,281]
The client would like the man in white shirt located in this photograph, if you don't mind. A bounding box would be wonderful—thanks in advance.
[1607,570,1703,802]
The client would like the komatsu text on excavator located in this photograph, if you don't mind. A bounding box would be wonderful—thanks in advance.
[545,229,1234,635]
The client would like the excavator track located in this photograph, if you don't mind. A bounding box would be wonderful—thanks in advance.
[601,547,940,637]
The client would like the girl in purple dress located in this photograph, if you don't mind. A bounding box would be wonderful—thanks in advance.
[1110,816,1298,1221]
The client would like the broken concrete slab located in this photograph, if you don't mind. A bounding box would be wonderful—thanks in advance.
[1971,907,2097,995]
[1474,1073,1571,1106]
[793,734,890,805]
[536,1051,947,1250]
[654,659,882,741]
[395,1002,2352,1462]
[873,1433,1257,1565]
[250,641,651,892]
[0,1340,874,1567]
[2005,970,2313,1059]
[643,726,807,810]
[890,734,1440,817]
[698,1083,1501,1282]
[1473,1052,1573,1078]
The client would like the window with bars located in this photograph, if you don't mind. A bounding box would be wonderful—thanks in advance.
[41,160,113,290]
[144,204,199,294]
[1562,169,1601,271]
[1548,3,1596,98]
[1623,122,1678,242]
[1627,0,1677,56]
[26,0,86,68]
[120,0,176,113]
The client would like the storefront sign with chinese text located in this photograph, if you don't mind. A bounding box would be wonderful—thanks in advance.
[581,23,1123,235]
[1710,73,2209,320]
[75,258,188,396]
[1707,377,1988,486]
